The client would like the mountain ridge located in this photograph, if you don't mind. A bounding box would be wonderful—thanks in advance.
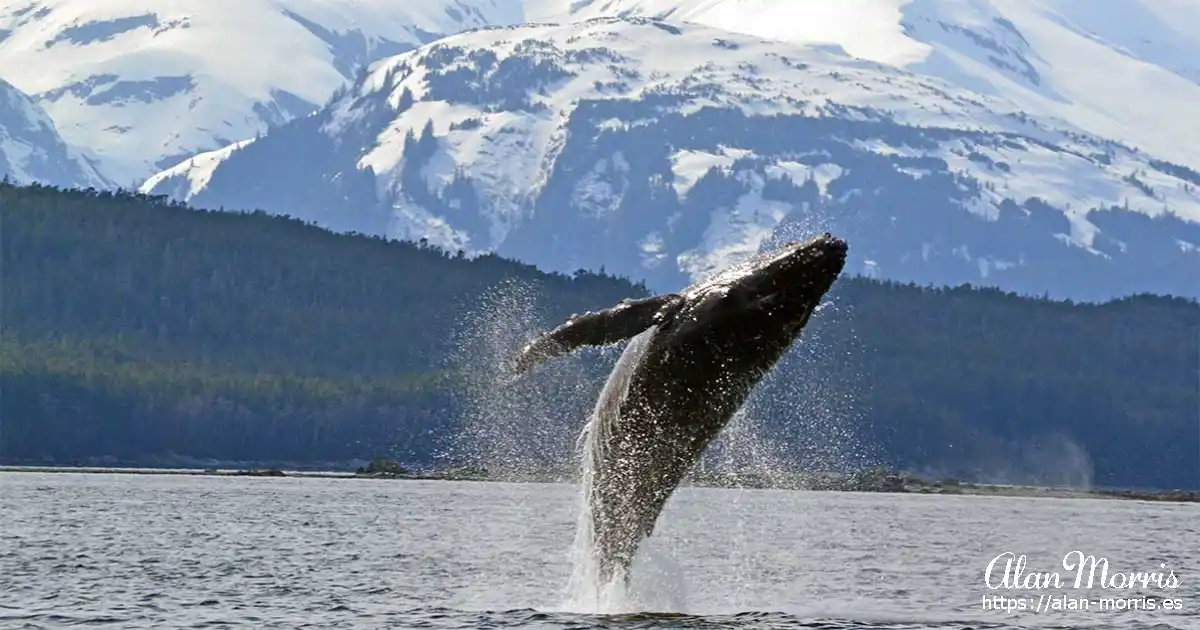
[7,0,1200,183]
[4,0,1198,298]
[568,0,1200,172]
[0,76,110,188]
[141,17,1200,300]
[0,0,537,184]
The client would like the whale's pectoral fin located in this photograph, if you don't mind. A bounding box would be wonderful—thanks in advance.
[513,293,684,374]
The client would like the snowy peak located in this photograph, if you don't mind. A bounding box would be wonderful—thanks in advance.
[568,0,934,66]
[332,16,1016,146]
[902,0,1042,89]
[0,0,530,185]
[6,0,1198,188]
[904,0,1200,171]
[0,77,110,188]
[142,17,1200,300]
[572,0,1200,172]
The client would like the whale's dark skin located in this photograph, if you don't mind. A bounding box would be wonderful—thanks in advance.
[513,232,848,585]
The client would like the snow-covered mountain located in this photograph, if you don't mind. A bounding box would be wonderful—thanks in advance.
[0,0,554,186]
[9,0,1191,298]
[10,0,1200,188]
[0,77,110,188]
[141,17,1200,300]
[573,0,1200,174]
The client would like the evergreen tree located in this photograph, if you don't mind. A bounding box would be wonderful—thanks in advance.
[1,181,1196,489]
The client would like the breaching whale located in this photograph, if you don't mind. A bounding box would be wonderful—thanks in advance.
[512,232,848,585]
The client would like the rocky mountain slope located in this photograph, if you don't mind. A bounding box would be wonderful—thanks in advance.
[0,77,109,188]
[142,17,1200,300]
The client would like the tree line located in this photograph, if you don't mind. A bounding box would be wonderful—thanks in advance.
[1,181,1196,489]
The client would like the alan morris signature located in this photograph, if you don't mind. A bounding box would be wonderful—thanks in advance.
[985,551,1181,590]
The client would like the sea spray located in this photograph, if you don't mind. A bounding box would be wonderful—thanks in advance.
[559,310,870,614]
[446,276,686,611]
[562,326,650,612]
[703,295,876,486]
[446,277,603,479]
[445,273,872,614]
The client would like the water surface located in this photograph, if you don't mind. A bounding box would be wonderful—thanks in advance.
[1,472,1195,629]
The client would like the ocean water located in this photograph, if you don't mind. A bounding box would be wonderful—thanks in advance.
[0,471,1195,630]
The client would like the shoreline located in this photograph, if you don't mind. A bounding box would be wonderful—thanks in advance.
[2,465,1196,504]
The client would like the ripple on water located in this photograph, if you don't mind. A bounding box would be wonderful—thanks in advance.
[0,472,1195,630]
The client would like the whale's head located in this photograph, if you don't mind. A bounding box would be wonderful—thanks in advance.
[688,231,847,324]
[671,232,848,358]
[741,231,848,319]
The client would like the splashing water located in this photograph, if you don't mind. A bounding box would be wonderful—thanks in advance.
[559,326,692,614]
[447,274,873,616]
[449,279,689,614]
[698,296,876,489]
[446,278,605,480]
[553,304,870,614]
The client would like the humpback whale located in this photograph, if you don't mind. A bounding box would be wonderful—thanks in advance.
[513,232,848,585]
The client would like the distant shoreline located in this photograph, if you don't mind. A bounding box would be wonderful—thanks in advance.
[3,465,1196,504]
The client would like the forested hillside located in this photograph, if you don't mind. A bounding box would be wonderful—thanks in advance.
[1,182,1197,489]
